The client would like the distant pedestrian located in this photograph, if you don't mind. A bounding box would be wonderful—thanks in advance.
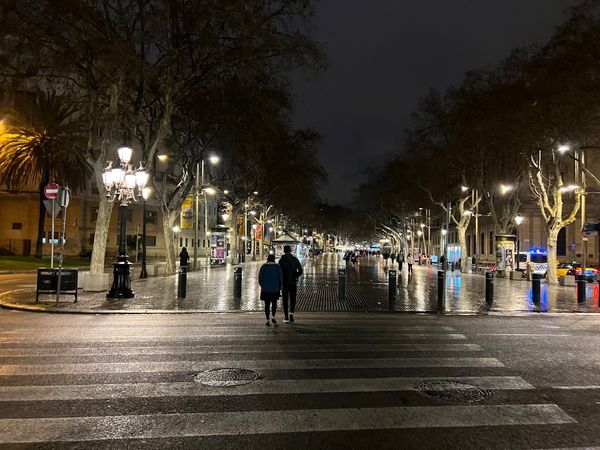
[399,253,404,271]
[279,245,303,323]
[383,252,389,266]
[259,254,282,326]
[407,253,413,276]
[390,253,396,265]
[179,247,190,268]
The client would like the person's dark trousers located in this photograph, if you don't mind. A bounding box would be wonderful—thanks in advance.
[264,299,277,319]
[282,284,297,319]
[408,264,413,275]
[399,261,403,271]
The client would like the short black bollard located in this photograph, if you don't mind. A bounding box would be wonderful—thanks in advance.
[531,273,541,305]
[437,270,445,312]
[577,274,587,303]
[338,268,346,300]
[233,267,243,299]
[485,271,494,307]
[177,265,187,299]
[388,269,397,302]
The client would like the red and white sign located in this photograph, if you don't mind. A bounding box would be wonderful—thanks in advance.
[44,183,60,200]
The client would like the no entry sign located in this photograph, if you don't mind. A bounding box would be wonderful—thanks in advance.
[44,183,60,200]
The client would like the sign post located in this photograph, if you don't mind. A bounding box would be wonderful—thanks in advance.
[55,186,70,304]
[44,183,60,268]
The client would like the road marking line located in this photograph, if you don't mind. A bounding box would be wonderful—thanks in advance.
[0,343,483,356]
[0,376,533,401]
[552,385,600,390]
[0,357,504,375]
[0,334,468,344]
[0,404,575,443]
[476,334,572,337]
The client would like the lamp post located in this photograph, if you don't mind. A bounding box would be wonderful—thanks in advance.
[515,214,524,271]
[102,147,149,298]
[193,156,220,270]
[139,187,152,279]
[250,209,257,260]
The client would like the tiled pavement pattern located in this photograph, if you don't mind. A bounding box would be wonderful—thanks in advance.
[3,311,600,448]
[3,253,600,312]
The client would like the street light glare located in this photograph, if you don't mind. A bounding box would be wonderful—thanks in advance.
[500,184,513,195]
[203,187,217,195]
[515,214,524,225]
[157,154,168,162]
[208,155,220,165]
[461,185,469,192]
[556,144,571,154]
[142,187,152,200]
[559,184,580,192]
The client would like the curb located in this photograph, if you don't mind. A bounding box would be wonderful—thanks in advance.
[1,296,599,317]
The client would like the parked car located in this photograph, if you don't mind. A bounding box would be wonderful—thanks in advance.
[557,263,598,282]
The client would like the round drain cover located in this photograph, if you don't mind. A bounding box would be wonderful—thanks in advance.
[415,380,493,403]
[194,368,258,387]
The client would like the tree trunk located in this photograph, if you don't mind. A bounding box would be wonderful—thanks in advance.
[457,224,468,268]
[546,228,560,285]
[35,169,50,258]
[90,195,113,274]
[162,209,178,275]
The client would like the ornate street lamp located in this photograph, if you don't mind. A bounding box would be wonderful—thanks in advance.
[102,146,150,298]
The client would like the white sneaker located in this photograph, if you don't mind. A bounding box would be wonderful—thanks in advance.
[284,318,290,323]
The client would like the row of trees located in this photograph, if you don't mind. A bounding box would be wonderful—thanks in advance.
[0,0,328,275]
[355,1,600,283]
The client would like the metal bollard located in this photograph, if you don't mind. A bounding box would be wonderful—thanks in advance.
[531,273,541,305]
[577,274,587,303]
[485,271,494,307]
[233,267,243,299]
[388,269,397,302]
[437,270,445,312]
[338,268,346,300]
[177,265,187,299]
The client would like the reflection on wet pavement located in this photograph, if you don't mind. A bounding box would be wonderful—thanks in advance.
[6,253,600,313]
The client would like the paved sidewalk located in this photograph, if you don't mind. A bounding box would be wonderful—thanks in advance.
[1,253,599,314]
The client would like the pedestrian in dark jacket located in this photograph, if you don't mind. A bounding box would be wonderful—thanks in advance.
[259,254,282,326]
[179,247,190,268]
[279,245,303,323]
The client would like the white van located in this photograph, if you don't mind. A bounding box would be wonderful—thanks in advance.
[516,248,548,276]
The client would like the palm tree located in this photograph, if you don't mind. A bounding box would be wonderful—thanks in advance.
[0,91,90,258]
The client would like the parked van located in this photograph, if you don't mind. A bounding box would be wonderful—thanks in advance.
[516,248,548,276]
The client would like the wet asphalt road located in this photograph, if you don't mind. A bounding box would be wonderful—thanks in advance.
[1,310,600,448]
[3,253,599,313]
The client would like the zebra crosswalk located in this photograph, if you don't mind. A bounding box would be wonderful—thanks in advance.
[0,312,583,448]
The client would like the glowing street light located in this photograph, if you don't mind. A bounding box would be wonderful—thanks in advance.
[559,184,580,192]
[500,184,513,195]
[556,144,571,154]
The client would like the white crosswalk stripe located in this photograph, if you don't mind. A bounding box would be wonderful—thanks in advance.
[0,376,534,401]
[0,316,577,446]
[0,405,576,444]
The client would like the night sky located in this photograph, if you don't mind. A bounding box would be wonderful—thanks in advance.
[293,0,578,205]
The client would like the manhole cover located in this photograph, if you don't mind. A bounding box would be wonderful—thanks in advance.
[415,380,493,403]
[194,368,259,387]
